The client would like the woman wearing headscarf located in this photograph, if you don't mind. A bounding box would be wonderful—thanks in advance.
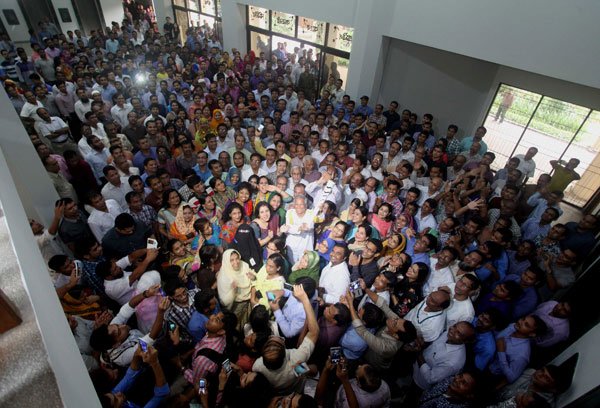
[380,232,407,258]
[217,249,256,330]
[225,168,241,190]
[209,109,225,130]
[288,250,320,284]
[169,204,198,244]
[223,103,236,119]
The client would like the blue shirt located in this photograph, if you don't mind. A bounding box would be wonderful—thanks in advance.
[459,136,488,155]
[506,250,531,277]
[354,105,374,117]
[133,148,158,172]
[273,289,306,338]
[187,311,209,342]
[488,325,531,383]
[193,164,212,182]
[520,217,551,241]
[473,318,496,371]
[341,325,372,360]
[112,367,170,408]
[405,236,431,267]
[526,192,563,221]
[505,275,538,320]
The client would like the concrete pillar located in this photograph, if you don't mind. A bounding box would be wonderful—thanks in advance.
[153,0,174,29]
[221,1,247,53]
[98,0,124,27]
[0,90,99,407]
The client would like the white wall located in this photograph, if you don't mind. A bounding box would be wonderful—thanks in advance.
[0,0,30,43]
[553,323,600,406]
[51,0,80,34]
[384,0,600,90]
[0,90,100,407]
[377,38,499,138]
[98,0,123,28]
[153,0,174,30]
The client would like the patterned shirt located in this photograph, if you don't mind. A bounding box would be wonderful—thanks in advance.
[125,205,157,228]
[165,289,199,343]
[81,257,107,295]
[446,137,462,156]
[186,335,226,385]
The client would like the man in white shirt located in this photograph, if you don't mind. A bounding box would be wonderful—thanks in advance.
[110,93,134,128]
[417,177,444,206]
[87,193,123,242]
[444,275,479,327]
[423,247,458,297]
[514,147,538,183]
[96,248,158,305]
[412,322,475,390]
[74,88,92,122]
[405,290,451,343]
[305,169,342,210]
[252,284,319,394]
[319,244,351,305]
[101,166,133,209]
[37,107,77,154]
[340,172,368,212]
[84,136,111,182]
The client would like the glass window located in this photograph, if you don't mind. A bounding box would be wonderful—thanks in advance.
[327,24,353,52]
[322,54,349,89]
[187,0,199,11]
[484,85,542,171]
[250,31,271,59]
[563,111,600,207]
[174,0,186,7]
[175,9,189,42]
[297,17,326,45]
[188,11,201,27]
[272,11,295,37]
[216,0,221,17]
[248,6,269,30]
[271,35,301,60]
[201,0,215,15]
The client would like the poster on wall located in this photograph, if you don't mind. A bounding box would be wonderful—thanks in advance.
[58,8,72,23]
[2,9,19,26]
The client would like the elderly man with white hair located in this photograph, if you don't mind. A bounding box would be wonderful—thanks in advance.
[281,195,315,264]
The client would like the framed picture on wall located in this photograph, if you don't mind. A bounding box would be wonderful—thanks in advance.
[2,9,19,26]
[58,8,72,23]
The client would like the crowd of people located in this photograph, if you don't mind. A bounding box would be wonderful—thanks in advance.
[2,6,597,408]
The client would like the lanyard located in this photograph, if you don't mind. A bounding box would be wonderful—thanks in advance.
[416,302,443,324]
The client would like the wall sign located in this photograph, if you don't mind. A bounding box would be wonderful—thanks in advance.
[58,8,72,23]
[2,9,19,26]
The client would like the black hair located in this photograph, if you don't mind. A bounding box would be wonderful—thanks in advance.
[362,303,385,328]
[115,213,135,230]
[193,288,216,313]
[48,254,69,272]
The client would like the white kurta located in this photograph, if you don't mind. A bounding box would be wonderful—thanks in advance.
[285,209,315,264]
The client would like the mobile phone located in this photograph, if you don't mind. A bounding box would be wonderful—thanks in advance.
[255,290,263,300]
[330,346,342,364]
[266,291,276,302]
[147,238,158,249]
[198,378,206,394]
[74,260,83,278]
[139,339,148,352]
[294,362,309,377]
[222,358,232,374]
[283,283,294,291]
[159,288,166,297]
[349,280,363,298]
[168,322,176,332]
